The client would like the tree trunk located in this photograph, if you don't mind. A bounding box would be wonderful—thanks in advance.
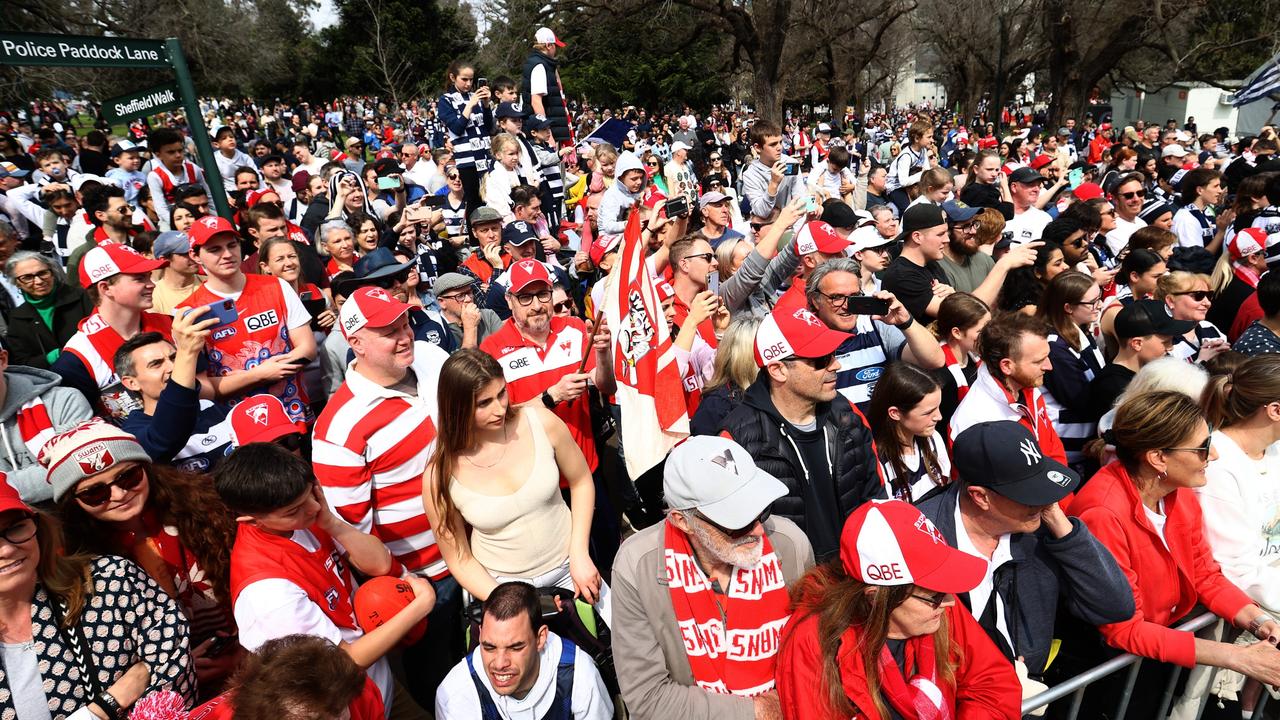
[752,72,783,124]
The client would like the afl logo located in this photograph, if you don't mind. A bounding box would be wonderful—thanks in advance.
[855,366,883,382]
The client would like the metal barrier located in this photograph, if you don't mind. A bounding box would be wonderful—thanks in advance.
[1021,611,1218,719]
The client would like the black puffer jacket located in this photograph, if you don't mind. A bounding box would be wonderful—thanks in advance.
[718,373,884,559]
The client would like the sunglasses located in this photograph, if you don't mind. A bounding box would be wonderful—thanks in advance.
[553,300,574,313]
[695,508,771,539]
[1117,189,1147,200]
[683,253,714,263]
[1173,290,1212,302]
[1163,432,1214,462]
[276,433,305,452]
[910,591,950,610]
[784,352,836,369]
[370,269,412,289]
[75,464,147,507]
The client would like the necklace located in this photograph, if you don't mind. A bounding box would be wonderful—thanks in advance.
[464,423,510,469]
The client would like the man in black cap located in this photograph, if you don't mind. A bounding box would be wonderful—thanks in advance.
[916,420,1133,685]
[1004,166,1052,244]
[881,203,954,320]
[939,200,1039,302]
[483,221,569,319]
[257,153,294,204]
[1089,299,1193,418]
[337,247,458,352]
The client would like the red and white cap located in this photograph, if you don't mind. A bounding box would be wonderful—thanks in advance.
[840,499,987,594]
[188,215,239,248]
[339,286,412,337]
[229,394,306,447]
[79,244,166,286]
[535,27,566,47]
[0,473,31,516]
[1229,227,1267,262]
[753,306,851,366]
[793,220,850,256]
[654,279,676,303]
[509,259,552,293]
[588,234,621,266]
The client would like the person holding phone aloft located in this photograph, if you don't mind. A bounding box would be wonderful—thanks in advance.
[177,216,318,425]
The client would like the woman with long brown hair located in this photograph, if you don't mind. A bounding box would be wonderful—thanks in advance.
[1036,270,1105,471]
[0,470,193,717]
[776,499,1020,719]
[49,421,239,692]
[422,349,602,610]
[867,363,950,502]
[933,292,990,428]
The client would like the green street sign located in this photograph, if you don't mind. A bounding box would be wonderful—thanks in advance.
[102,83,183,124]
[0,32,168,68]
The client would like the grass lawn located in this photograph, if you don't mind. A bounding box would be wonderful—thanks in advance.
[69,114,127,138]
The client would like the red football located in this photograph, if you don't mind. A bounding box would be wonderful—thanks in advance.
[353,576,428,646]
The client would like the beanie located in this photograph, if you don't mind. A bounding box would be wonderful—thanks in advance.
[38,420,151,502]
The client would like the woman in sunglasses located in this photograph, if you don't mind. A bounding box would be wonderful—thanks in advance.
[422,350,604,613]
[1069,391,1280,712]
[51,421,241,693]
[1156,271,1228,364]
[778,499,1020,719]
[0,472,196,717]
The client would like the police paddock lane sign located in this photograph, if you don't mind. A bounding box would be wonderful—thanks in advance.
[0,32,168,68]
[102,84,183,125]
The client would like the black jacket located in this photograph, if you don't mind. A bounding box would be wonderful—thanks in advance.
[718,373,883,559]
[522,51,570,145]
[915,483,1135,676]
[6,282,94,369]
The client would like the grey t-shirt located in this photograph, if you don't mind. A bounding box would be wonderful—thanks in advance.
[938,251,996,295]
[2,641,51,720]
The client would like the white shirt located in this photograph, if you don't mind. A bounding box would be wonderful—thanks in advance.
[954,502,1015,651]
[1105,215,1147,256]
[234,530,395,717]
[1005,206,1052,244]
[435,632,614,720]
[268,176,296,204]
[530,64,549,97]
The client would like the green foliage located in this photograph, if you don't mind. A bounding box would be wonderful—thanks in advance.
[554,7,731,110]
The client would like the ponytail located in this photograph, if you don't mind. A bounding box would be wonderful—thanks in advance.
[1200,354,1280,429]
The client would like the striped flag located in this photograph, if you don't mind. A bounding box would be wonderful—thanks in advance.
[603,207,689,479]
[1233,52,1280,107]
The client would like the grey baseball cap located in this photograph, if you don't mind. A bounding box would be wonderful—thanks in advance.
[664,436,787,530]
[152,231,191,258]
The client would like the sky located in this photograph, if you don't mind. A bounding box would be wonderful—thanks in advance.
[311,0,339,30]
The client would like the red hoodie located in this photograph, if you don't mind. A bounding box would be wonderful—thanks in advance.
[1067,460,1252,667]
[776,581,1021,720]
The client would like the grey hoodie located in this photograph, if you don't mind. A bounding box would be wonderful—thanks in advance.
[597,152,646,235]
[0,365,94,503]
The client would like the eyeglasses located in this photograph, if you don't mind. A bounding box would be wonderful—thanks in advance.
[1072,296,1103,308]
[1117,189,1146,200]
[1163,431,1214,462]
[709,155,722,161]
[694,508,771,539]
[370,269,412,289]
[439,291,474,303]
[275,433,305,452]
[783,352,836,370]
[0,516,36,545]
[553,300,574,313]
[954,220,980,233]
[1099,209,1116,217]
[1173,290,1212,302]
[75,464,147,507]
[910,591,951,610]
[15,268,53,284]
[683,253,714,264]
[815,291,864,309]
[512,289,552,306]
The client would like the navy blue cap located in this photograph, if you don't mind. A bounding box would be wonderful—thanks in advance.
[953,421,1079,505]
[941,200,981,224]
[502,221,538,246]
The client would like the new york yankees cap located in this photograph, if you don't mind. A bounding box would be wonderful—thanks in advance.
[664,435,788,531]
[951,421,1079,506]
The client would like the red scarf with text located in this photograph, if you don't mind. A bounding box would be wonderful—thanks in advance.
[877,634,951,720]
[663,520,790,696]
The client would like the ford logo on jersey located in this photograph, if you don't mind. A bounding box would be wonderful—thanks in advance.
[855,367,883,382]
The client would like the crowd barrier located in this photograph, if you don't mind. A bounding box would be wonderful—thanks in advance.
[1021,611,1246,719]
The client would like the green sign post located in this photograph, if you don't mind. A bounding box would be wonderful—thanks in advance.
[102,83,182,125]
[0,32,231,219]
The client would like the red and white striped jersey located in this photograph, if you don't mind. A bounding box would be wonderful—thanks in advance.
[481,317,599,473]
[63,311,174,421]
[311,341,451,579]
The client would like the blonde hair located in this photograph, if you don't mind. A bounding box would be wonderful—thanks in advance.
[716,238,752,282]
[707,316,761,392]
[1154,270,1211,300]
[489,132,520,159]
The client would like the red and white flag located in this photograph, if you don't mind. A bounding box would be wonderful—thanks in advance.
[603,208,689,478]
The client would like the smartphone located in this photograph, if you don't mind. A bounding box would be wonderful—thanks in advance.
[299,291,328,319]
[376,176,402,191]
[404,205,435,225]
[783,161,800,177]
[1068,167,1084,189]
[665,195,690,218]
[805,195,818,213]
[190,299,238,327]
[204,634,237,658]
[476,77,489,89]
[420,194,447,208]
[844,296,891,316]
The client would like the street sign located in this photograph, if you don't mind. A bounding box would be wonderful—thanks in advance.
[0,32,168,68]
[102,83,183,124]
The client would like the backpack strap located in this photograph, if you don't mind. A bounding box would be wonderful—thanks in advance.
[543,638,577,720]
[465,651,503,720]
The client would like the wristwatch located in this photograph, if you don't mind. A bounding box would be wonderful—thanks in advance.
[541,390,557,409]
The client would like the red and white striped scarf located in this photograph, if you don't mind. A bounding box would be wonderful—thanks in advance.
[663,520,790,697]
[12,396,56,459]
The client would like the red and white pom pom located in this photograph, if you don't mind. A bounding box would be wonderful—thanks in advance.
[129,690,188,720]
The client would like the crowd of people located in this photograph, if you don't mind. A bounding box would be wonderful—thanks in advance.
[6,23,1280,720]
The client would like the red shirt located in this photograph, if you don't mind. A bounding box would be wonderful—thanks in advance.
[670,293,719,349]
[1231,292,1262,342]
[481,316,599,473]
[462,251,511,285]
[63,311,174,421]
[190,679,384,720]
